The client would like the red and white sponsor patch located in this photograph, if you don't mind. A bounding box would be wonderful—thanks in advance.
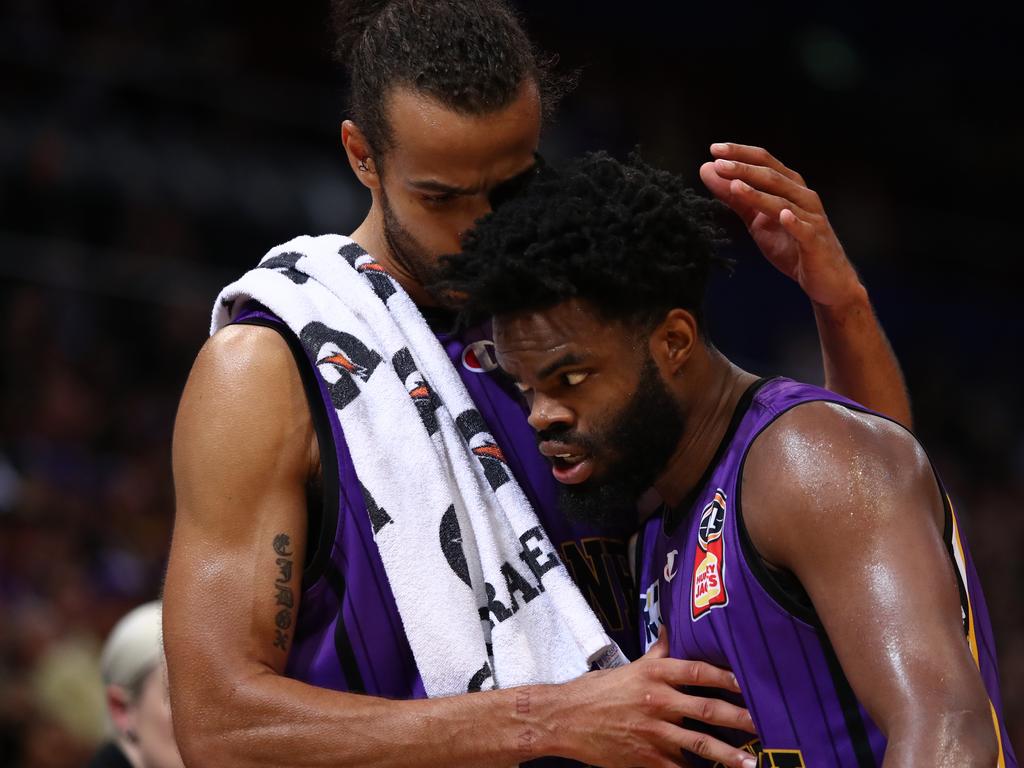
[692,489,729,621]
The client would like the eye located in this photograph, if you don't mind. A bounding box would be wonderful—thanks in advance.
[422,192,456,206]
[563,371,589,387]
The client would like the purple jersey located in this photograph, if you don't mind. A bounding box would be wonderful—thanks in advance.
[636,377,1015,767]
[233,305,637,765]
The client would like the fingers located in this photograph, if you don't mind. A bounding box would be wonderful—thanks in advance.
[699,162,758,227]
[649,657,742,693]
[779,207,819,248]
[647,720,761,768]
[726,177,816,226]
[711,158,822,214]
[660,689,756,734]
[710,142,805,186]
[675,728,758,768]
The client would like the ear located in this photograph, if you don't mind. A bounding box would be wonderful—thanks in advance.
[106,684,136,738]
[649,308,698,376]
[341,120,380,190]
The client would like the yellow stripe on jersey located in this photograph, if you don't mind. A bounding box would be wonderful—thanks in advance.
[948,500,1006,768]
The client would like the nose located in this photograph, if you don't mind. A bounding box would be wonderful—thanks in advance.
[527,391,574,433]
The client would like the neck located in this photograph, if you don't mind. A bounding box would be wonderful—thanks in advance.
[654,347,756,507]
[349,209,439,308]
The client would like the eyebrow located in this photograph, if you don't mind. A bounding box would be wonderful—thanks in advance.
[536,352,588,381]
[409,157,540,199]
[407,179,477,195]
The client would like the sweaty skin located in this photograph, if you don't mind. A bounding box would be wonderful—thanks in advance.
[497,300,998,767]
[741,404,998,767]
[165,81,913,768]
[166,324,757,768]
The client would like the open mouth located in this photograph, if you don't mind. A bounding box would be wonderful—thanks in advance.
[540,443,595,485]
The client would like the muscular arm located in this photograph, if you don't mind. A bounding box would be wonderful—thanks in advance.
[742,403,997,767]
[701,143,912,426]
[164,325,757,768]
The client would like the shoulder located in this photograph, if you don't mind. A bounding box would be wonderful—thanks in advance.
[196,322,299,382]
[748,400,930,487]
[741,400,942,567]
[174,323,316,482]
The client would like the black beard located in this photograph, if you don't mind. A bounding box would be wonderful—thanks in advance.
[379,186,444,301]
[551,357,685,529]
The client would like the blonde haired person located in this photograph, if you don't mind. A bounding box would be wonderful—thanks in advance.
[87,602,183,768]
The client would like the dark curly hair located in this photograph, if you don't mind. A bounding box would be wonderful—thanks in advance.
[330,0,570,159]
[438,151,732,333]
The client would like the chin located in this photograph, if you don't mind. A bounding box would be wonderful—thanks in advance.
[557,480,637,530]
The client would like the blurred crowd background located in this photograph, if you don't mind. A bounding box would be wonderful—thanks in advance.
[0,1,1020,765]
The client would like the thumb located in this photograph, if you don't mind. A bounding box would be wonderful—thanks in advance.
[643,627,669,660]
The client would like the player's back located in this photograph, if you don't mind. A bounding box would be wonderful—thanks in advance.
[635,377,1015,767]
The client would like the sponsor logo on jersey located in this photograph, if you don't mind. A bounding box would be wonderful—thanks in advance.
[692,489,729,621]
[462,340,499,373]
[664,549,679,582]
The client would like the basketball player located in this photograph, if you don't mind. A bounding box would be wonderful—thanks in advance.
[440,151,1016,767]
[164,2,912,767]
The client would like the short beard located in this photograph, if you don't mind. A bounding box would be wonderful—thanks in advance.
[556,357,685,529]
[379,186,444,301]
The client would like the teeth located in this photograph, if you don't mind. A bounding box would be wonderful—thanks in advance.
[554,454,585,465]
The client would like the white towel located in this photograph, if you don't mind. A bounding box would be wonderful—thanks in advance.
[212,234,626,697]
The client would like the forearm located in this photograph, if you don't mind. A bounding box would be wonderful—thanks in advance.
[881,708,999,768]
[176,672,558,768]
[813,283,912,426]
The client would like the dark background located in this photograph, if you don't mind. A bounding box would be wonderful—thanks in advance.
[1,1,1021,764]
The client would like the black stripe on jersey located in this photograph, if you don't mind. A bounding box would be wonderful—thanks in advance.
[235,312,339,586]
[323,566,368,694]
[732,567,802,745]
[733,396,884,767]
[793,623,846,765]
[819,635,878,768]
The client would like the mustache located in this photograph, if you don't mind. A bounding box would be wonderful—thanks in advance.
[535,425,600,454]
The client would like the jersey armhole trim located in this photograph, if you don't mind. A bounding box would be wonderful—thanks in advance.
[735,397,955,628]
[234,316,340,588]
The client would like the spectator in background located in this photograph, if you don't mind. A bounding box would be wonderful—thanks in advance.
[88,602,183,768]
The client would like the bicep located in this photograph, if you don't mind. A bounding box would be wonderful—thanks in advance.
[165,326,314,700]
[744,405,988,734]
[795,482,976,730]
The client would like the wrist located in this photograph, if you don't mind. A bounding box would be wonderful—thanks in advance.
[515,683,573,761]
[812,280,870,320]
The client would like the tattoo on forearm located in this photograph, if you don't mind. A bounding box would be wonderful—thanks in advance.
[515,690,536,759]
[272,533,294,651]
